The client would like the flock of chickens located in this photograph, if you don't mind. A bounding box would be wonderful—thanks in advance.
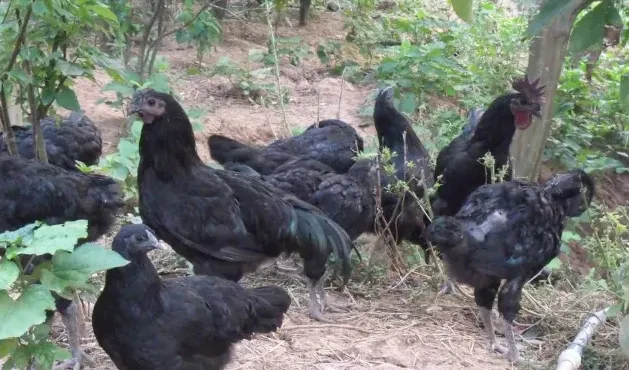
[0,74,594,369]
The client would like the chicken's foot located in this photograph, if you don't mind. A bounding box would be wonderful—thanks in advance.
[307,280,332,322]
[503,318,520,362]
[52,301,95,370]
[479,307,508,355]
[438,279,455,295]
[317,280,347,313]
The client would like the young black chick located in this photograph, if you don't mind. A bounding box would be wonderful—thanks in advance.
[131,89,354,322]
[425,169,594,362]
[92,224,291,370]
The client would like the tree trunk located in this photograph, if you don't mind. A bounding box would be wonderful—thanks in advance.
[510,0,593,181]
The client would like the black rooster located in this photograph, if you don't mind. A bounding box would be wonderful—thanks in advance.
[208,119,363,175]
[0,112,102,170]
[92,224,291,370]
[131,89,354,322]
[0,154,124,369]
[425,169,594,362]
[432,76,545,218]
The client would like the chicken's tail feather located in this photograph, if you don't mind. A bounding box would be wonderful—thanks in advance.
[292,205,354,286]
[425,216,468,256]
[207,134,259,165]
[248,285,291,333]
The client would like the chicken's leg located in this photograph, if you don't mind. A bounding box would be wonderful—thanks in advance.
[316,280,347,313]
[503,318,519,362]
[52,301,94,370]
[307,279,331,322]
[479,307,507,355]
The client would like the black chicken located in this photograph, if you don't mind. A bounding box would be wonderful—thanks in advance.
[226,157,378,241]
[372,87,434,260]
[208,119,364,175]
[424,169,594,362]
[0,154,124,369]
[432,76,545,218]
[92,224,291,370]
[131,89,354,322]
[0,112,102,170]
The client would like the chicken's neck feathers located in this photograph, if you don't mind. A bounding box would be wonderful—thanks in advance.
[470,94,519,151]
[138,114,203,178]
[104,254,162,300]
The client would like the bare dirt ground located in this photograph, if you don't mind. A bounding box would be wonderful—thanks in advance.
[44,7,624,370]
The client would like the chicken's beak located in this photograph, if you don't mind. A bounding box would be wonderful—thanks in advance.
[145,229,164,251]
[531,109,542,119]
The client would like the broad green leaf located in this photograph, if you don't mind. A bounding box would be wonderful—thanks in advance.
[55,86,81,111]
[55,60,86,77]
[620,74,629,109]
[399,94,418,114]
[448,0,473,23]
[569,2,607,53]
[40,87,56,106]
[0,223,40,245]
[8,69,32,84]
[0,286,55,340]
[0,260,20,290]
[91,3,119,24]
[605,4,623,28]
[545,257,562,270]
[17,220,88,256]
[620,314,629,358]
[0,338,17,357]
[525,0,577,38]
[41,243,129,294]
[117,139,137,158]
[608,303,622,318]
[32,0,47,16]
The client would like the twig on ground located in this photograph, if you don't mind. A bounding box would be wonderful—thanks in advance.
[282,324,371,334]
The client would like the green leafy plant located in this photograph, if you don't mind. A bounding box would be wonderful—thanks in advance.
[0,221,128,368]
[0,0,123,161]
[211,56,289,104]
[175,0,222,64]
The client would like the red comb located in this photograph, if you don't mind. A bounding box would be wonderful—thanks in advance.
[512,75,546,104]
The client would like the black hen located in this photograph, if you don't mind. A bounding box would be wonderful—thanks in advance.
[92,224,291,370]
[208,119,363,175]
[132,89,354,322]
[0,154,124,370]
[229,158,378,241]
[432,76,545,218]
[372,87,434,259]
[425,169,594,362]
[0,112,102,170]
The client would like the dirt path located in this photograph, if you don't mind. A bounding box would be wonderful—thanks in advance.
[64,10,516,370]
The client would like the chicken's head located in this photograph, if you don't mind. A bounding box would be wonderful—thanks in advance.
[509,75,545,130]
[113,224,163,259]
[129,89,167,124]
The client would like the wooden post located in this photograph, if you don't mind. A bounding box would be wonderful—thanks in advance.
[510,0,592,181]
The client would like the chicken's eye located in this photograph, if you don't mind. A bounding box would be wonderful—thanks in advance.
[147,98,156,106]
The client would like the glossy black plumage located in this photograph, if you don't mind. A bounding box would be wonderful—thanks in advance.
[0,112,102,170]
[133,89,354,321]
[425,169,594,361]
[372,87,433,258]
[92,224,291,370]
[208,119,364,175]
[0,154,124,370]
[432,77,544,217]
[230,158,377,241]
